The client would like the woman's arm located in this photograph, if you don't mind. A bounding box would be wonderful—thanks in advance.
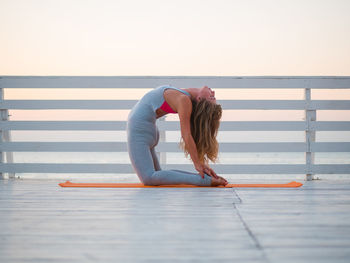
[176,96,218,179]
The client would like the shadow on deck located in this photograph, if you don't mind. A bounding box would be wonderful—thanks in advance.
[1,179,350,263]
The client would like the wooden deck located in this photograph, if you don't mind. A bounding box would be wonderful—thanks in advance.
[1,179,350,262]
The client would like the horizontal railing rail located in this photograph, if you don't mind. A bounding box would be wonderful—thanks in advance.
[1,99,350,109]
[1,76,350,180]
[1,76,350,89]
[1,142,349,152]
[0,121,349,131]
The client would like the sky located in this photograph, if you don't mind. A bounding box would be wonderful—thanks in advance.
[0,0,349,123]
[1,0,350,76]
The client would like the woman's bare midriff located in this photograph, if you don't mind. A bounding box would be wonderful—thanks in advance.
[155,108,168,119]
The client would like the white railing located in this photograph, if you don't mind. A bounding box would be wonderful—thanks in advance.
[1,76,350,181]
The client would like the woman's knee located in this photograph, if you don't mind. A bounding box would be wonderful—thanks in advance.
[140,172,160,186]
[141,177,159,186]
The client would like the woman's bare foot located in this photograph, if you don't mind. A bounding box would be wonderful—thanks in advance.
[211,176,228,187]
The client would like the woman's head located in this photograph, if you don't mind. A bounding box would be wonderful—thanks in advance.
[195,86,216,103]
[180,94,222,165]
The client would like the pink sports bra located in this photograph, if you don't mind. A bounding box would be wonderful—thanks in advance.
[160,87,191,114]
[160,100,177,113]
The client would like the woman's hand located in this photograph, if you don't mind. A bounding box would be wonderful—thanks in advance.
[195,163,219,179]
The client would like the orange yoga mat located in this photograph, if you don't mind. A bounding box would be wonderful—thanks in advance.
[59,180,303,188]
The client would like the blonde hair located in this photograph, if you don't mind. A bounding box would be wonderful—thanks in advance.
[180,99,222,165]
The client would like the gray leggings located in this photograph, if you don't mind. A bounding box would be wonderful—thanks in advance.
[126,105,212,186]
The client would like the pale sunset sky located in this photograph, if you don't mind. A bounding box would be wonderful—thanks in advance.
[1,0,350,76]
[0,0,349,122]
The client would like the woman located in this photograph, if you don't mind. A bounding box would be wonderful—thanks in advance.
[126,84,228,187]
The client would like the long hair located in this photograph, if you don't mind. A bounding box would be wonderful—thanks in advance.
[180,99,222,165]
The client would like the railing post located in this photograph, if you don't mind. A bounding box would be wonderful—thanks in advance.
[157,116,167,165]
[0,81,15,179]
[0,82,3,179]
[304,83,316,181]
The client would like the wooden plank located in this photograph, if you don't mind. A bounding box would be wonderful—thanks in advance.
[0,100,138,109]
[0,142,308,152]
[312,164,350,174]
[0,121,307,131]
[2,99,350,110]
[309,77,350,89]
[0,120,309,131]
[2,76,350,89]
[0,142,128,152]
[0,163,308,174]
[311,142,350,152]
[2,163,348,174]
[0,121,127,130]
[309,100,350,110]
[312,121,350,131]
